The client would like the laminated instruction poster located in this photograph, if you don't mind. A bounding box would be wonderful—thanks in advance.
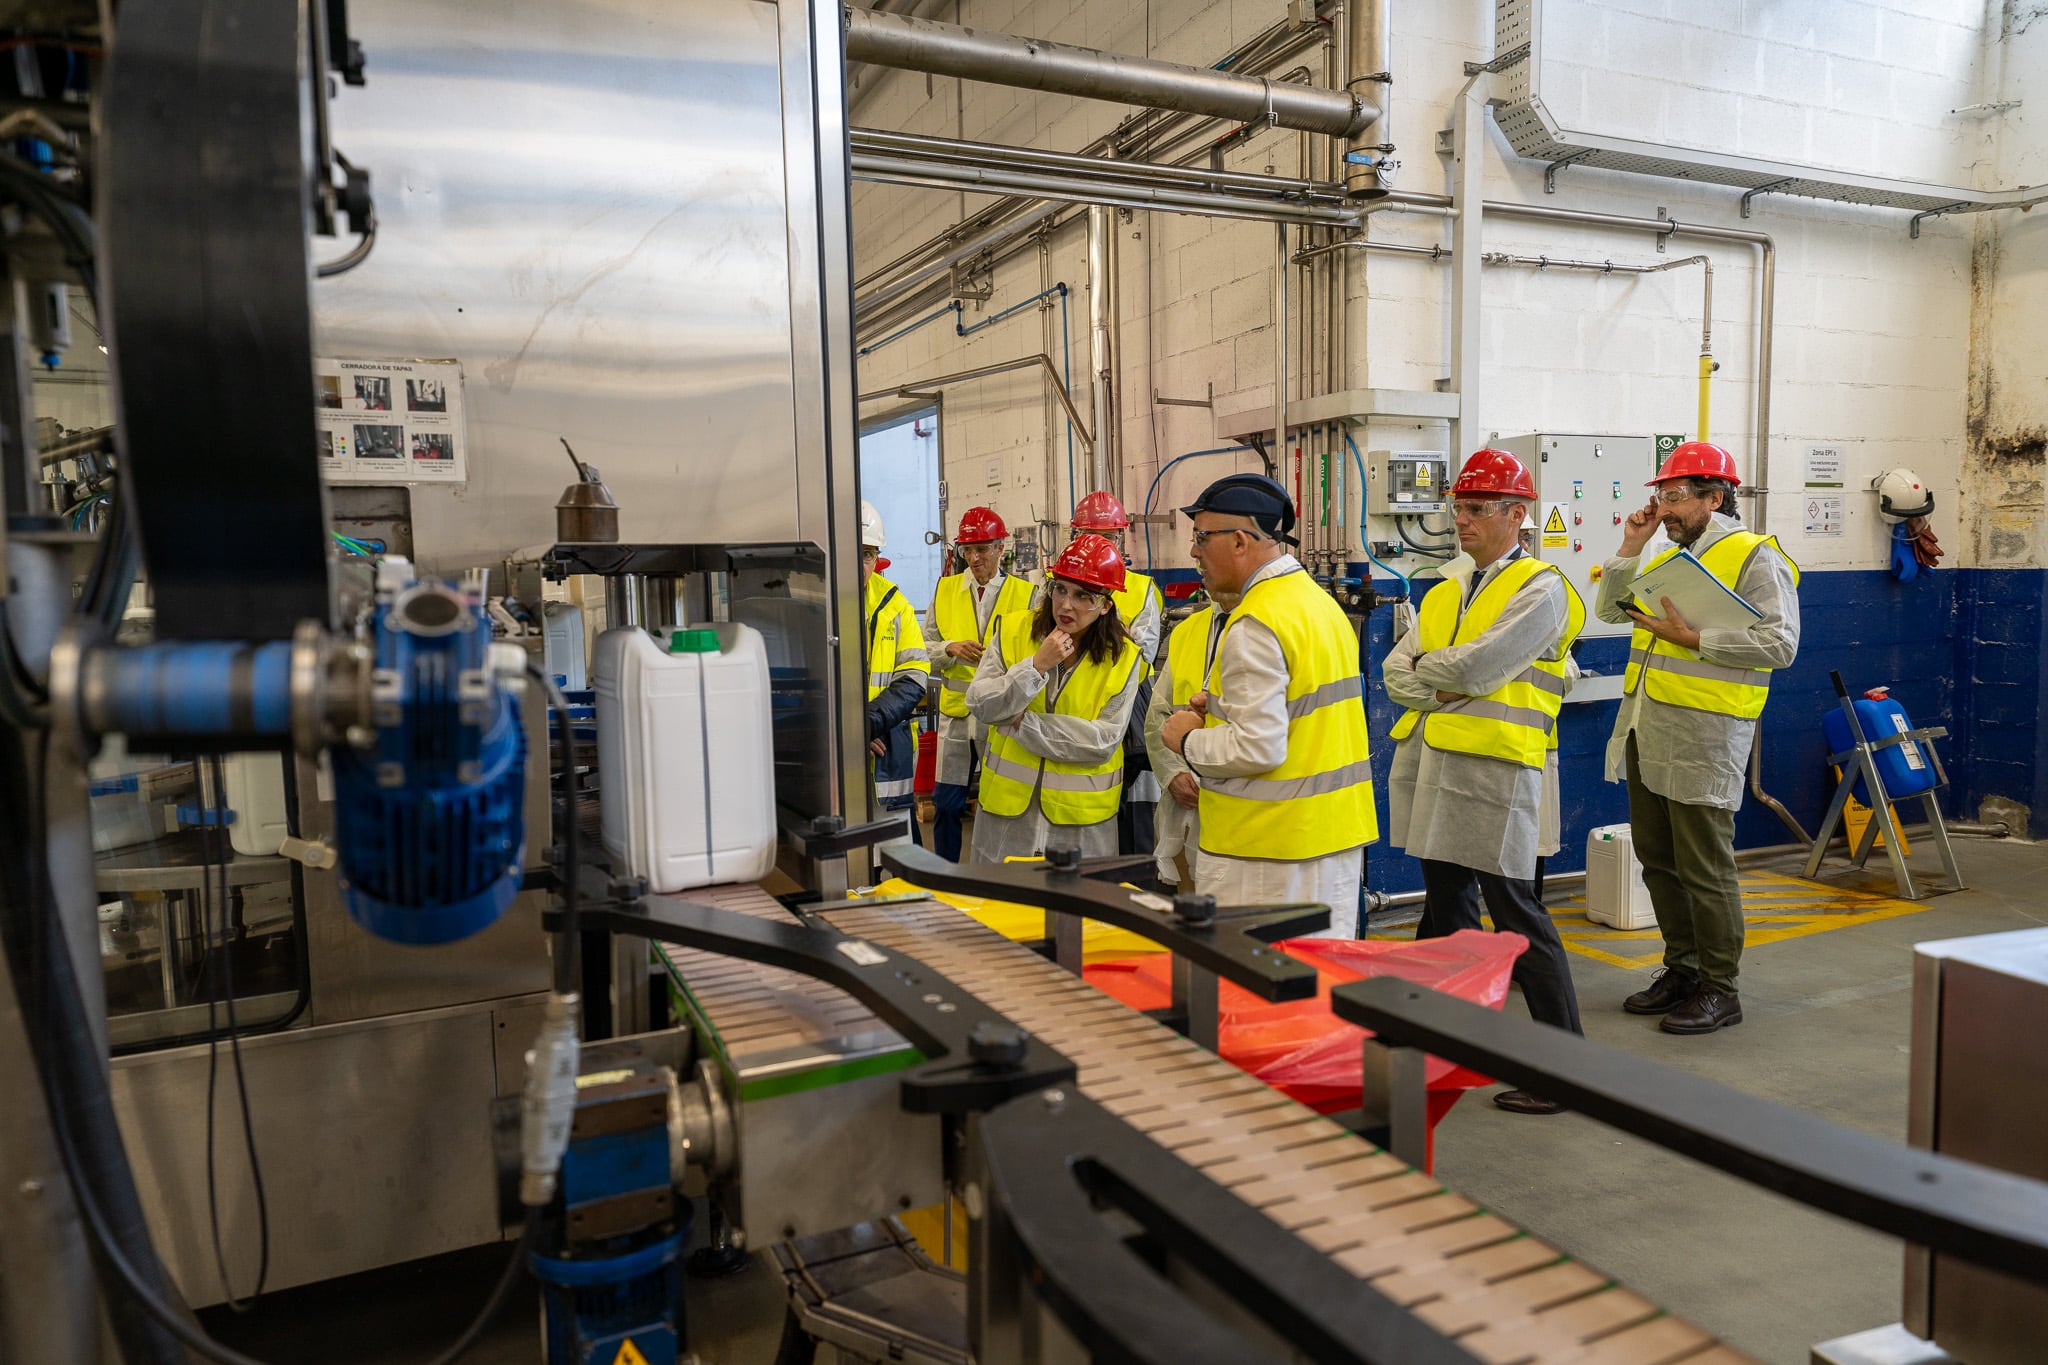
[315,357,467,485]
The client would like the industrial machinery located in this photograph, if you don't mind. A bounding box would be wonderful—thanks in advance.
[6,2,2048,1365]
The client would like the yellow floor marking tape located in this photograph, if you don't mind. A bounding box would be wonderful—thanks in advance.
[1371,870,1928,968]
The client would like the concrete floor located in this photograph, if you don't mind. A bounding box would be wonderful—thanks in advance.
[1429,837,2044,1365]
[200,834,2043,1365]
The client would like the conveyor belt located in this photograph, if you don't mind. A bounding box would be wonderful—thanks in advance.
[665,886,1755,1365]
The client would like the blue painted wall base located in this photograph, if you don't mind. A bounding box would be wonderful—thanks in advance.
[1152,563,2048,897]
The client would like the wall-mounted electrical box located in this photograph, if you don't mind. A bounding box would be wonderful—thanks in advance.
[1497,433,1658,640]
[1366,450,1450,515]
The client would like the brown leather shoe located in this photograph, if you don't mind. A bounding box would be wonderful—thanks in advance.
[1661,988,1742,1034]
[1493,1089,1565,1116]
[1623,968,1698,1015]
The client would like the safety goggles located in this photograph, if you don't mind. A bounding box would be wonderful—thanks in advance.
[1047,580,1108,607]
[1451,498,1512,520]
[1655,485,1701,506]
[1189,524,1266,549]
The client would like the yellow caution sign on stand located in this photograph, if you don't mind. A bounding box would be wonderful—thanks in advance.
[613,1338,651,1365]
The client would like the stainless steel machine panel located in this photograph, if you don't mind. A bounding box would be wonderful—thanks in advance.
[1905,928,2048,1365]
[317,0,810,570]
[110,995,543,1308]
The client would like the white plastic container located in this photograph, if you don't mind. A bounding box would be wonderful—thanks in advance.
[543,600,587,691]
[594,623,777,893]
[224,753,291,857]
[1584,823,1658,930]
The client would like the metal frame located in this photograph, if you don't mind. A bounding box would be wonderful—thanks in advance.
[1329,978,2048,1285]
[1803,676,1963,900]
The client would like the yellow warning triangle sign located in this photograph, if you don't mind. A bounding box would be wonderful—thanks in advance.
[613,1339,650,1365]
[1543,506,1567,534]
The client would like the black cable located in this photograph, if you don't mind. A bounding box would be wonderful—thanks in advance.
[11,738,541,1364]
[1396,515,1454,559]
[200,754,270,1311]
[529,662,581,996]
[314,211,376,277]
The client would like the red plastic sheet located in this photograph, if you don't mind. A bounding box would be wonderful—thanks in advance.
[1084,929,1527,1125]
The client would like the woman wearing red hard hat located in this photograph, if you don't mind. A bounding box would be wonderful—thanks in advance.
[1595,440,1802,1035]
[964,533,1145,861]
[1072,489,1167,857]
[924,506,1035,862]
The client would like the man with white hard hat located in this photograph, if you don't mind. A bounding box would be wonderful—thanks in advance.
[860,500,930,844]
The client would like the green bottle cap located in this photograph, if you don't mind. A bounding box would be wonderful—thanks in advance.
[668,628,719,654]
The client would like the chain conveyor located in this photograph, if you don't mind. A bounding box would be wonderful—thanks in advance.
[658,882,1754,1365]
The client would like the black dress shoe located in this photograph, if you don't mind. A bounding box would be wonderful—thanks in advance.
[1661,988,1742,1034]
[1623,968,1698,1015]
[1493,1089,1565,1116]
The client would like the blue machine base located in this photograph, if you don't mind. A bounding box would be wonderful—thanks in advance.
[531,1220,690,1365]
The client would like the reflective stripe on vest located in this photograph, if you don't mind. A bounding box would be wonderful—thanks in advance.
[977,612,1140,825]
[865,573,931,703]
[931,573,1034,717]
[1388,557,1585,768]
[1622,532,1800,719]
[1196,568,1376,861]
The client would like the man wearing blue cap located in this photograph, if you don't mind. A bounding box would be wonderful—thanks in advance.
[1159,472,1376,933]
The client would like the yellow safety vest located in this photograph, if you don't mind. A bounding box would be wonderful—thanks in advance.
[1623,531,1800,719]
[978,611,1141,825]
[865,573,930,702]
[1389,557,1586,769]
[1165,606,1215,711]
[929,572,1035,718]
[1111,570,1162,666]
[1196,568,1376,861]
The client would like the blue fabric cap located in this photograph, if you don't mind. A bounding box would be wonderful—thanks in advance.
[1181,472,1298,543]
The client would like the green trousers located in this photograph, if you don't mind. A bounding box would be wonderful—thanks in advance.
[1625,733,1745,992]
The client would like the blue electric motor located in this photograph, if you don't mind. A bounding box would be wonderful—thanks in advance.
[331,567,527,944]
[1822,685,1938,806]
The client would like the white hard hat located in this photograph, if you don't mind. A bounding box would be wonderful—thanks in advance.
[860,500,886,549]
[1873,468,1934,521]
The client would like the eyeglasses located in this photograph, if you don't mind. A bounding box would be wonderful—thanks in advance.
[1190,525,1264,549]
[1656,487,1699,506]
[1047,580,1106,607]
[1452,499,1510,520]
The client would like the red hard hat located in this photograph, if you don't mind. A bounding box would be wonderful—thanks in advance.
[1451,448,1538,500]
[1071,490,1130,531]
[1649,440,1741,487]
[1048,533,1127,595]
[955,506,1008,543]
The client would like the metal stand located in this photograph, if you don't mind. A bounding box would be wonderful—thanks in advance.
[1804,672,1962,900]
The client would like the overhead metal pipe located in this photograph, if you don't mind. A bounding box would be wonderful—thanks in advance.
[857,353,1096,455]
[849,154,1359,228]
[843,8,1379,138]
[854,128,1347,202]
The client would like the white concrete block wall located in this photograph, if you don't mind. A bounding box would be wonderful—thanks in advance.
[852,0,2022,578]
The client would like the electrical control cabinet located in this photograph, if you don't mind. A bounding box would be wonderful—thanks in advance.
[1497,433,1658,640]
[1365,450,1450,515]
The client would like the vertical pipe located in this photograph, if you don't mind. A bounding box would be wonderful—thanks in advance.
[1087,205,1114,493]
[1448,75,1489,464]
[1753,239,1774,535]
[1273,220,1290,524]
[1344,0,1392,197]
[1040,233,1060,511]
[604,573,643,631]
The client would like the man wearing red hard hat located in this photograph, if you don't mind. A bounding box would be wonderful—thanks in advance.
[1385,449,1588,1113]
[964,533,1146,861]
[1595,441,1801,1035]
[924,507,1035,862]
[1071,490,1166,856]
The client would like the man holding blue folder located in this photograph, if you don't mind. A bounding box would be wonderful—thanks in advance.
[1595,441,1801,1035]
